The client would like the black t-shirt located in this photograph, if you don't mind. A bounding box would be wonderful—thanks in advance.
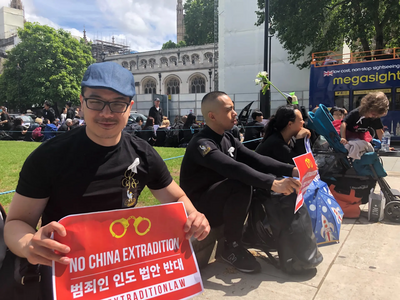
[0,112,11,130]
[243,121,264,150]
[182,124,200,144]
[42,108,55,123]
[16,126,172,225]
[138,126,156,145]
[155,127,169,146]
[180,126,294,204]
[66,108,75,120]
[343,108,383,132]
[256,131,306,164]
[10,125,25,140]
[148,106,163,125]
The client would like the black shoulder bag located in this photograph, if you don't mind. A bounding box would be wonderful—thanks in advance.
[0,204,42,300]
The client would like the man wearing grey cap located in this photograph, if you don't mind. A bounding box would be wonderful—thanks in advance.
[148,98,163,125]
[4,62,209,299]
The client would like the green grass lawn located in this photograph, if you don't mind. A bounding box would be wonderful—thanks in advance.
[0,141,185,210]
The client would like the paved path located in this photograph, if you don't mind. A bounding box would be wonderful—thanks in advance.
[194,157,400,300]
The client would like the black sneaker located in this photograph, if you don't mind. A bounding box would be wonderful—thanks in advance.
[221,241,261,273]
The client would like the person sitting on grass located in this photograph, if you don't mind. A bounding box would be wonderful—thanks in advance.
[9,117,27,140]
[155,119,170,147]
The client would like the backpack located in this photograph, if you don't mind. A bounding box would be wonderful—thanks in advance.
[0,204,42,300]
[244,189,323,274]
[32,127,43,141]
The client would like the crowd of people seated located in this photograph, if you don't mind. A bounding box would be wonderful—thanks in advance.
[123,113,203,147]
[0,101,84,142]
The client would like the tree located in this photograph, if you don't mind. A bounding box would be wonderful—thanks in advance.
[184,0,215,46]
[256,0,400,69]
[177,40,187,48]
[162,40,187,50]
[162,40,177,49]
[0,22,95,113]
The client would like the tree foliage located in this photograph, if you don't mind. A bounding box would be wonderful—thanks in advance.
[0,22,95,112]
[162,40,187,50]
[184,0,216,46]
[162,40,177,49]
[256,0,400,69]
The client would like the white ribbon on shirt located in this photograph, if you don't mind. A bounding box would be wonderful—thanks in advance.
[356,116,365,125]
[127,158,140,174]
[228,147,235,157]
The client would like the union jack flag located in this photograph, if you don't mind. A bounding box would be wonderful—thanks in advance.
[324,71,333,77]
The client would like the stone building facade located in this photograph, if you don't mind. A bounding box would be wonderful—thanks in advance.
[104,44,216,96]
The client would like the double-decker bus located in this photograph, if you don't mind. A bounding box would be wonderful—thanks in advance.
[309,48,400,140]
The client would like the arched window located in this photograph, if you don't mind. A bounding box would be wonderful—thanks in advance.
[149,58,156,68]
[190,76,206,93]
[140,59,147,69]
[166,78,180,95]
[169,56,177,66]
[204,52,213,63]
[143,79,157,94]
[122,61,129,68]
[191,54,199,64]
[129,60,136,71]
[160,57,168,66]
[182,54,189,65]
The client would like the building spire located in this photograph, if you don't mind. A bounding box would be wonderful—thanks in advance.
[83,26,87,43]
[177,0,185,43]
[9,0,23,10]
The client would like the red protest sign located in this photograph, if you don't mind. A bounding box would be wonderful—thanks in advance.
[52,202,203,300]
[292,152,319,213]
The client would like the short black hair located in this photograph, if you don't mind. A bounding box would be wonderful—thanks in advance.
[330,106,344,115]
[201,91,227,105]
[251,110,263,120]
[66,101,72,107]
[136,116,143,123]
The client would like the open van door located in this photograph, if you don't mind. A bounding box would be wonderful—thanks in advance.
[237,101,254,127]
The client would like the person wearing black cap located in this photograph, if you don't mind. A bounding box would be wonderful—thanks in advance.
[243,110,264,150]
[148,98,163,125]
[180,91,300,274]
[4,62,210,299]
[42,100,56,123]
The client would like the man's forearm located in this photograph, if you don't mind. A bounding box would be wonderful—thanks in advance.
[177,195,197,216]
[4,220,36,258]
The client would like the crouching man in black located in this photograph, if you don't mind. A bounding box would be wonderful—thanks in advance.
[180,91,301,273]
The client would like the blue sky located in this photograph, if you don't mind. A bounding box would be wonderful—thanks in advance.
[0,0,184,51]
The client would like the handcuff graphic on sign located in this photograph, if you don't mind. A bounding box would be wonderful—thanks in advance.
[109,216,151,239]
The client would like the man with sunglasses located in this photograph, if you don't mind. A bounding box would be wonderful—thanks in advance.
[4,62,209,299]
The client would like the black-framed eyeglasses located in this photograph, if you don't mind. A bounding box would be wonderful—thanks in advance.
[83,97,130,113]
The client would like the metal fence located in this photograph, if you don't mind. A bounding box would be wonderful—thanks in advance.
[132,90,309,121]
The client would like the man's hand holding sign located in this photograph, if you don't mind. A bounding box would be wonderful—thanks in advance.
[53,203,204,300]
